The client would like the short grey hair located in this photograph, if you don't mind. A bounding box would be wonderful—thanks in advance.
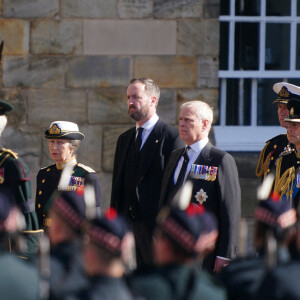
[69,140,81,154]
[130,78,160,106]
[0,115,7,137]
[180,100,213,130]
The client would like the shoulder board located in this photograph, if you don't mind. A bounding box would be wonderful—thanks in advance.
[266,134,287,144]
[39,163,56,170]
[77,163,95,173]
[0,148,18,159]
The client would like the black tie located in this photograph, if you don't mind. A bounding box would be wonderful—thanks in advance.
[135,127,144,156]
[176,146,190,187]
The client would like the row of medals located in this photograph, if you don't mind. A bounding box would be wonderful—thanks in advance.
[190,164,218,181]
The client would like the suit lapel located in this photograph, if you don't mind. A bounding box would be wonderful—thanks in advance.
[117,127,136,176]
[164,148,184,186]
[159,147,185,208]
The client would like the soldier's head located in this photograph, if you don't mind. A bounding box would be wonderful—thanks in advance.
[179,101,213,146]
[253,193,296,250]
[45,121,84,164]
[153,203,213,265]
[272,82,300,128]
[0,100,13,137]
[127,78,160,126]
[47,191,86,246]
[83,208,134,277]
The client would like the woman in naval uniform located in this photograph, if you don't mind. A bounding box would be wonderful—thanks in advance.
[35,121,101,229]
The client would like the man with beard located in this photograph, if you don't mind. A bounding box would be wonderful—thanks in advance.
[111,78,184,268]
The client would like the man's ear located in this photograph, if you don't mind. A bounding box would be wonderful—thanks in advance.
[151,96,157,106]
[202,119,210,131]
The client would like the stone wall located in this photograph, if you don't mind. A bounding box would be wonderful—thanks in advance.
[0,0,221,210]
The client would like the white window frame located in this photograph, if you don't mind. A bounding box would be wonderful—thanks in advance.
[215,0,300,151]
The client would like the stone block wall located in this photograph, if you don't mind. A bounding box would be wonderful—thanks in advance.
[0,0,222,210]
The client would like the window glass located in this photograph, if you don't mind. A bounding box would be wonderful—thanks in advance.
[297,24,300,70]
[265,23,290,70]
[220,22,229,70]
[235,23,259,70]
[236,0,260,16]
[257,79,280,126]
[226,79,251,125]
[221,0,229,15]
[266,0,291,16]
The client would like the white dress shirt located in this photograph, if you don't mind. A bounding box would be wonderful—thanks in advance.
[135,113,159,150]
[173,137,209,184]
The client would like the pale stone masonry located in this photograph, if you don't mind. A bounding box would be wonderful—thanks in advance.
[0,0,228,212]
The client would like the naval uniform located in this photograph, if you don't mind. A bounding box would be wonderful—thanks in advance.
[256,134,291,179]
[273,148,300,208]
[0,147,41,255]
[35,159,101,229]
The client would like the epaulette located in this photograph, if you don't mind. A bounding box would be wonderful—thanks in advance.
[266,134,286,144]
[77,163,95,173]
[39,163,56,170]
[0,147,18,159]
[256,135,289,178]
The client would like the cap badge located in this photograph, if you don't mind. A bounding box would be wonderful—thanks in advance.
[291,107,294,115]
[194,188,208,205]
[49,123,61,135]
[279,86,289,98]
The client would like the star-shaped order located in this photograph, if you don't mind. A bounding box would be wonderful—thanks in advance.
[194,188,208,205]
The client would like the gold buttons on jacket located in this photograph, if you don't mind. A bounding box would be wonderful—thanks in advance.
[42,179,45,183]
[47,168,50,172]
[38,191,42,195]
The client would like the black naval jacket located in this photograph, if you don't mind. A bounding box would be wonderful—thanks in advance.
[160,141,241,271]
[35,161,101,229]
[256,134,290,179]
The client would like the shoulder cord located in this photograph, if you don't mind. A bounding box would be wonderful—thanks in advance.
[274,157,295,198]
[256,142,270,178]
[0,153,11,167]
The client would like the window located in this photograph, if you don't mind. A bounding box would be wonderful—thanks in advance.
[215,0,300,151]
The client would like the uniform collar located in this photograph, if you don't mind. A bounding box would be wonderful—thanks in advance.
[56,157,77,170]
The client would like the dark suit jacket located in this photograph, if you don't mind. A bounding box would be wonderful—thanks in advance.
[160,141,241,269]
[111,119,184,227]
